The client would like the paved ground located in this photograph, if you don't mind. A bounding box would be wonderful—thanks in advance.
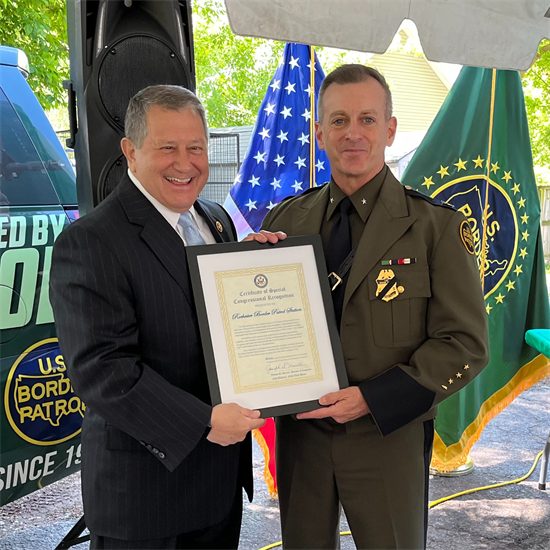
[0,378,549,550]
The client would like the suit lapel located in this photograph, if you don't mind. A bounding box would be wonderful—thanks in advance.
[117,177,193,307]
[195,199,232,243]
[343,171,417,308]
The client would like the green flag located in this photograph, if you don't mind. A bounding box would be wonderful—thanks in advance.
[401,67,550,470]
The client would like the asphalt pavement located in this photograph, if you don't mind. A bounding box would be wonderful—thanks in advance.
[0,378,549,550]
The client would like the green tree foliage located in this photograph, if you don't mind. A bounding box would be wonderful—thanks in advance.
[0,0,69,109]
[193,0,284,127]
[522,40,550,181]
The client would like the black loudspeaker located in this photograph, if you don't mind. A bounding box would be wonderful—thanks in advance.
[66,0,195,214]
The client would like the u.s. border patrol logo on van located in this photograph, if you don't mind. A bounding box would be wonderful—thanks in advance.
[5,338,84,445]
[420,156,530,315]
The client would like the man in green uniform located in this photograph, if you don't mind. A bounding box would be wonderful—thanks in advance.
[261,65,489,550]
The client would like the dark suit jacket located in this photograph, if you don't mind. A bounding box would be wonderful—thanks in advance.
[49,176,252,540]
[263,168,489,436]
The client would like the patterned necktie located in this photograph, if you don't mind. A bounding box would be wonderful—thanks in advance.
[178,211,206,246]
[328,197,355,328]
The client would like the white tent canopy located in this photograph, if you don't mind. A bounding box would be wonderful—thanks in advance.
[224,0,550,71]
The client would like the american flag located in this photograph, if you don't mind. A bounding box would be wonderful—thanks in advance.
[224,43,331,239]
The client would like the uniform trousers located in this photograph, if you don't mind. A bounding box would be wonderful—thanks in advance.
[276,414,434,550]
[89,488,243,550]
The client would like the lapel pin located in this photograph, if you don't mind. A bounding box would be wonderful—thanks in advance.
[215,221,223,233]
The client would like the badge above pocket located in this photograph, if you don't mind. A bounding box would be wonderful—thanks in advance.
[375,269,405,302]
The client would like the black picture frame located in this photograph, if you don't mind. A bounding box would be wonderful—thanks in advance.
[186,235,348,417]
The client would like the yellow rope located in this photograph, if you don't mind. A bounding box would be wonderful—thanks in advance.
[309,45,316,188]
[479,68,497,290]
[256,450,545,550]
[429,450,544,508]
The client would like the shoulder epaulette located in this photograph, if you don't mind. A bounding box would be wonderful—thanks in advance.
[403,186,456,211]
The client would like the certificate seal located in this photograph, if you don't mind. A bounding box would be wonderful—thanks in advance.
[254,274,268,288]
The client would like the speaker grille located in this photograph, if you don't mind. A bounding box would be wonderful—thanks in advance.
[101,155,128,200]
[98,36,190,129]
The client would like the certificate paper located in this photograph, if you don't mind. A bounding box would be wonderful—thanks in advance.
[186,236,348,417]
[216,264,323,393]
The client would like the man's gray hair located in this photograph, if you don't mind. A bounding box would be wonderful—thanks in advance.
[125,85,208,148]
[318,64,393,122]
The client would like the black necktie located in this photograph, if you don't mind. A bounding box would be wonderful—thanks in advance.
[328,197,355,328]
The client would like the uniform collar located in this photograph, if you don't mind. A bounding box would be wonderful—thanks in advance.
[326,165,389,222]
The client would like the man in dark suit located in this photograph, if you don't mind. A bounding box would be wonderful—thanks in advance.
[50,85,280,549]
[262,65,489,549]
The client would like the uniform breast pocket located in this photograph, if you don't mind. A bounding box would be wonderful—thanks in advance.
[367,268,432,348]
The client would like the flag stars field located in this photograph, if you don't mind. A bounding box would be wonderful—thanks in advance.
[519,248,528,259]
[521,213,529,224]
[514,265,523,276]
[502,171,512,183]
[511,182,521,194]
[490,161,500,173]
[225,43,331,236]
[506,280,515,291]
[518,197,526,208]
[522,230,530,241]
[495,293,505,304]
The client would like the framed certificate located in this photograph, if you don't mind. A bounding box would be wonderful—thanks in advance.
[186,235,348,417]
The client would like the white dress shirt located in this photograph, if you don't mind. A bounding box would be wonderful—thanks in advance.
[128,169,216,245]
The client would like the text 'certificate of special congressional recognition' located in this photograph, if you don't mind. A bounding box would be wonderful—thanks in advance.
[186,236,348,417]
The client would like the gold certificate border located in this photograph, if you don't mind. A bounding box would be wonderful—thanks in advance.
[215,264,323,394]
